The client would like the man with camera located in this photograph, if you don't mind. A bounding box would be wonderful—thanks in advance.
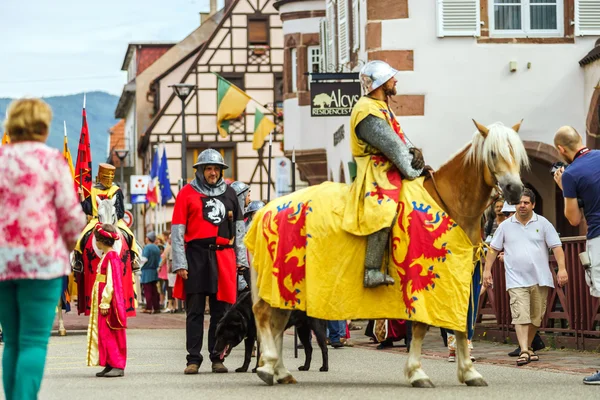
[553,125,600,385]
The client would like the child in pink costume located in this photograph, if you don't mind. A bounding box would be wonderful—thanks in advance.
[86,223,128,377]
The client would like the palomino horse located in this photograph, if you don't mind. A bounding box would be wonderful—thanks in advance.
[72,196,138,318]
[248,120,528,387]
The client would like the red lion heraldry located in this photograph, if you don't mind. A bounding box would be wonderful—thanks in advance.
[393,201,457,315]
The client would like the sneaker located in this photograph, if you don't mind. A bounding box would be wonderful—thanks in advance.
[331,341,344,348]
[448,350,456,362]
[161,308,173,313]
[583,371,600,385]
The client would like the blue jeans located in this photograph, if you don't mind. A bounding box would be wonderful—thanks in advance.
[327,320,346,344]
[0,278,63,400]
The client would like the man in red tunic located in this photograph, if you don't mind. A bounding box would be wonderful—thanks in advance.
[171,149,248,375]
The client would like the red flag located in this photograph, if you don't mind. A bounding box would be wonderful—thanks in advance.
[74,96,92,198]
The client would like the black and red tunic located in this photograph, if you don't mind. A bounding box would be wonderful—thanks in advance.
[171,184,242,304]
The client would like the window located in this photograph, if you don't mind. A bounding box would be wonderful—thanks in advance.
[248,19,269,45]
[308,46,321,74]
[291,48,297,93]
[274,73,283,103]
[490,0,564,37]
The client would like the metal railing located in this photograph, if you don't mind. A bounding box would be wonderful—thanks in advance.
[476,236,600,350]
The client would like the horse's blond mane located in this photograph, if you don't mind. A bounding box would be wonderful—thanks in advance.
[465,122,530,171]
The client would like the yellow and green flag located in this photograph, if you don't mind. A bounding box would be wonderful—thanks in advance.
[216,75,251,138]
[1,131,9,145]
[253,109,276,150]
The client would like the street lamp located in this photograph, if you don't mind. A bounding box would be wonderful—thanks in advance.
[113,149,130,196]
[170,83,197,185]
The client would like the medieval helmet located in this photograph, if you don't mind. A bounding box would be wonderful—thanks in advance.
[244,200,265,218]
[193,148,229,170]
[97,163,116,188]
[231,181,250,197]
[359,60,399,94]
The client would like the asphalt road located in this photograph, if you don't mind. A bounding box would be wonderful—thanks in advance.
[1,329,598,400]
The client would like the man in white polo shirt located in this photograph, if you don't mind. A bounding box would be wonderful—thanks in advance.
[483,188,568,366]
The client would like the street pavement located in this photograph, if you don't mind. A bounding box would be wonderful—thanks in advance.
[1,313,599,399]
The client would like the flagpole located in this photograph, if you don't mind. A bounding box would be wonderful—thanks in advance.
[291,147,296,193]
[267,131,273,202]
[79,94,86,191]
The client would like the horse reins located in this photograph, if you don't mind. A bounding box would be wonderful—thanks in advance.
[426,169,502,221]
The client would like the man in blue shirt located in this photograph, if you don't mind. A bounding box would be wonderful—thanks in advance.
[141,232,162,314]
[554,125,600,385]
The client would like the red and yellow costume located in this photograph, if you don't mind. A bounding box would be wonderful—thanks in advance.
[86,249,127,370]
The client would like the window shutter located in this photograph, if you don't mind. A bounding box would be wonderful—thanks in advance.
[576,0,600,36]
[352,0,360,52]
[319,18,328,72]
[436,0,481,37]
[326,0,338,71]
[337,0,350,65]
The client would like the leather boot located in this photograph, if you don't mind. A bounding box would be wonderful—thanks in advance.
[103,368,124,377]
[95,365,112,377]
[184,364,200,374]
[212,361,228,373]
[364,228,395,288]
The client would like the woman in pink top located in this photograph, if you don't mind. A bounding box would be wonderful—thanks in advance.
[0,98,86,400]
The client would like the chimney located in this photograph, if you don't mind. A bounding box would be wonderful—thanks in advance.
[200,0,219,25]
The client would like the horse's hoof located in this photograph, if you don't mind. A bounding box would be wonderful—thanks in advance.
[58,329,67,337]
[257,369,274,386]
[465,378,488,387]
[411,379,435,388]
[235,367,248,373]
[319,366,328,372]
[298,366,309,371]
[277,375,298,384]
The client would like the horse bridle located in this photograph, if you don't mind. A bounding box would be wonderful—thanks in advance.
[427,169,502,221]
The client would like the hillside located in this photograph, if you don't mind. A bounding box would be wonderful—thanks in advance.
[0,91,119,173]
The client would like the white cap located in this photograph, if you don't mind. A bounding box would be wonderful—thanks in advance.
[501,202,516,213]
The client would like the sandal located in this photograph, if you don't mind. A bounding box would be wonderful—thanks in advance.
[516,351,530,366]
[528,350,539,362]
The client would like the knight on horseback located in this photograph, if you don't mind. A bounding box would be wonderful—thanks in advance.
[343,60,427,288]
[74,163,140,267]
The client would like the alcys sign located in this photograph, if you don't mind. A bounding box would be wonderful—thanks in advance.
[310,82,360,117]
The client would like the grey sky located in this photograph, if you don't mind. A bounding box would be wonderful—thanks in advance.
[0,0,225,98]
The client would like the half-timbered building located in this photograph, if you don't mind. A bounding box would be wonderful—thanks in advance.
[138,0,285,221]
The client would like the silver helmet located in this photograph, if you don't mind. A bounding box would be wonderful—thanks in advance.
[359,60,398,95]
[231,181,250,196]
[193,149,229,170]
[244,200,265,218]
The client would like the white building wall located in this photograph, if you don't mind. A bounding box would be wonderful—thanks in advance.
[584,63,600,114]
[378,1,597,169]
[125,103,136,168]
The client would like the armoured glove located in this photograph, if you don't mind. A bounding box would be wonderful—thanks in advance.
[409,148,425,170]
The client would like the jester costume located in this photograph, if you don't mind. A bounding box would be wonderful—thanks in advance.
[343,60,423,287]
[86,248,127,373]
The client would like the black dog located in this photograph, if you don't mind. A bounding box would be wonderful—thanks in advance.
[214,291,329,373]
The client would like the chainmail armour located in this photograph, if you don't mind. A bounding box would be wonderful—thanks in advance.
[355,114,422,179]
[171,171,248,271]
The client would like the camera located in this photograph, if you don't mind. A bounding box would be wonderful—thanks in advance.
[550,161,567,176]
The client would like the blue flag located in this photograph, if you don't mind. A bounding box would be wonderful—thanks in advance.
[158,147,173,205]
